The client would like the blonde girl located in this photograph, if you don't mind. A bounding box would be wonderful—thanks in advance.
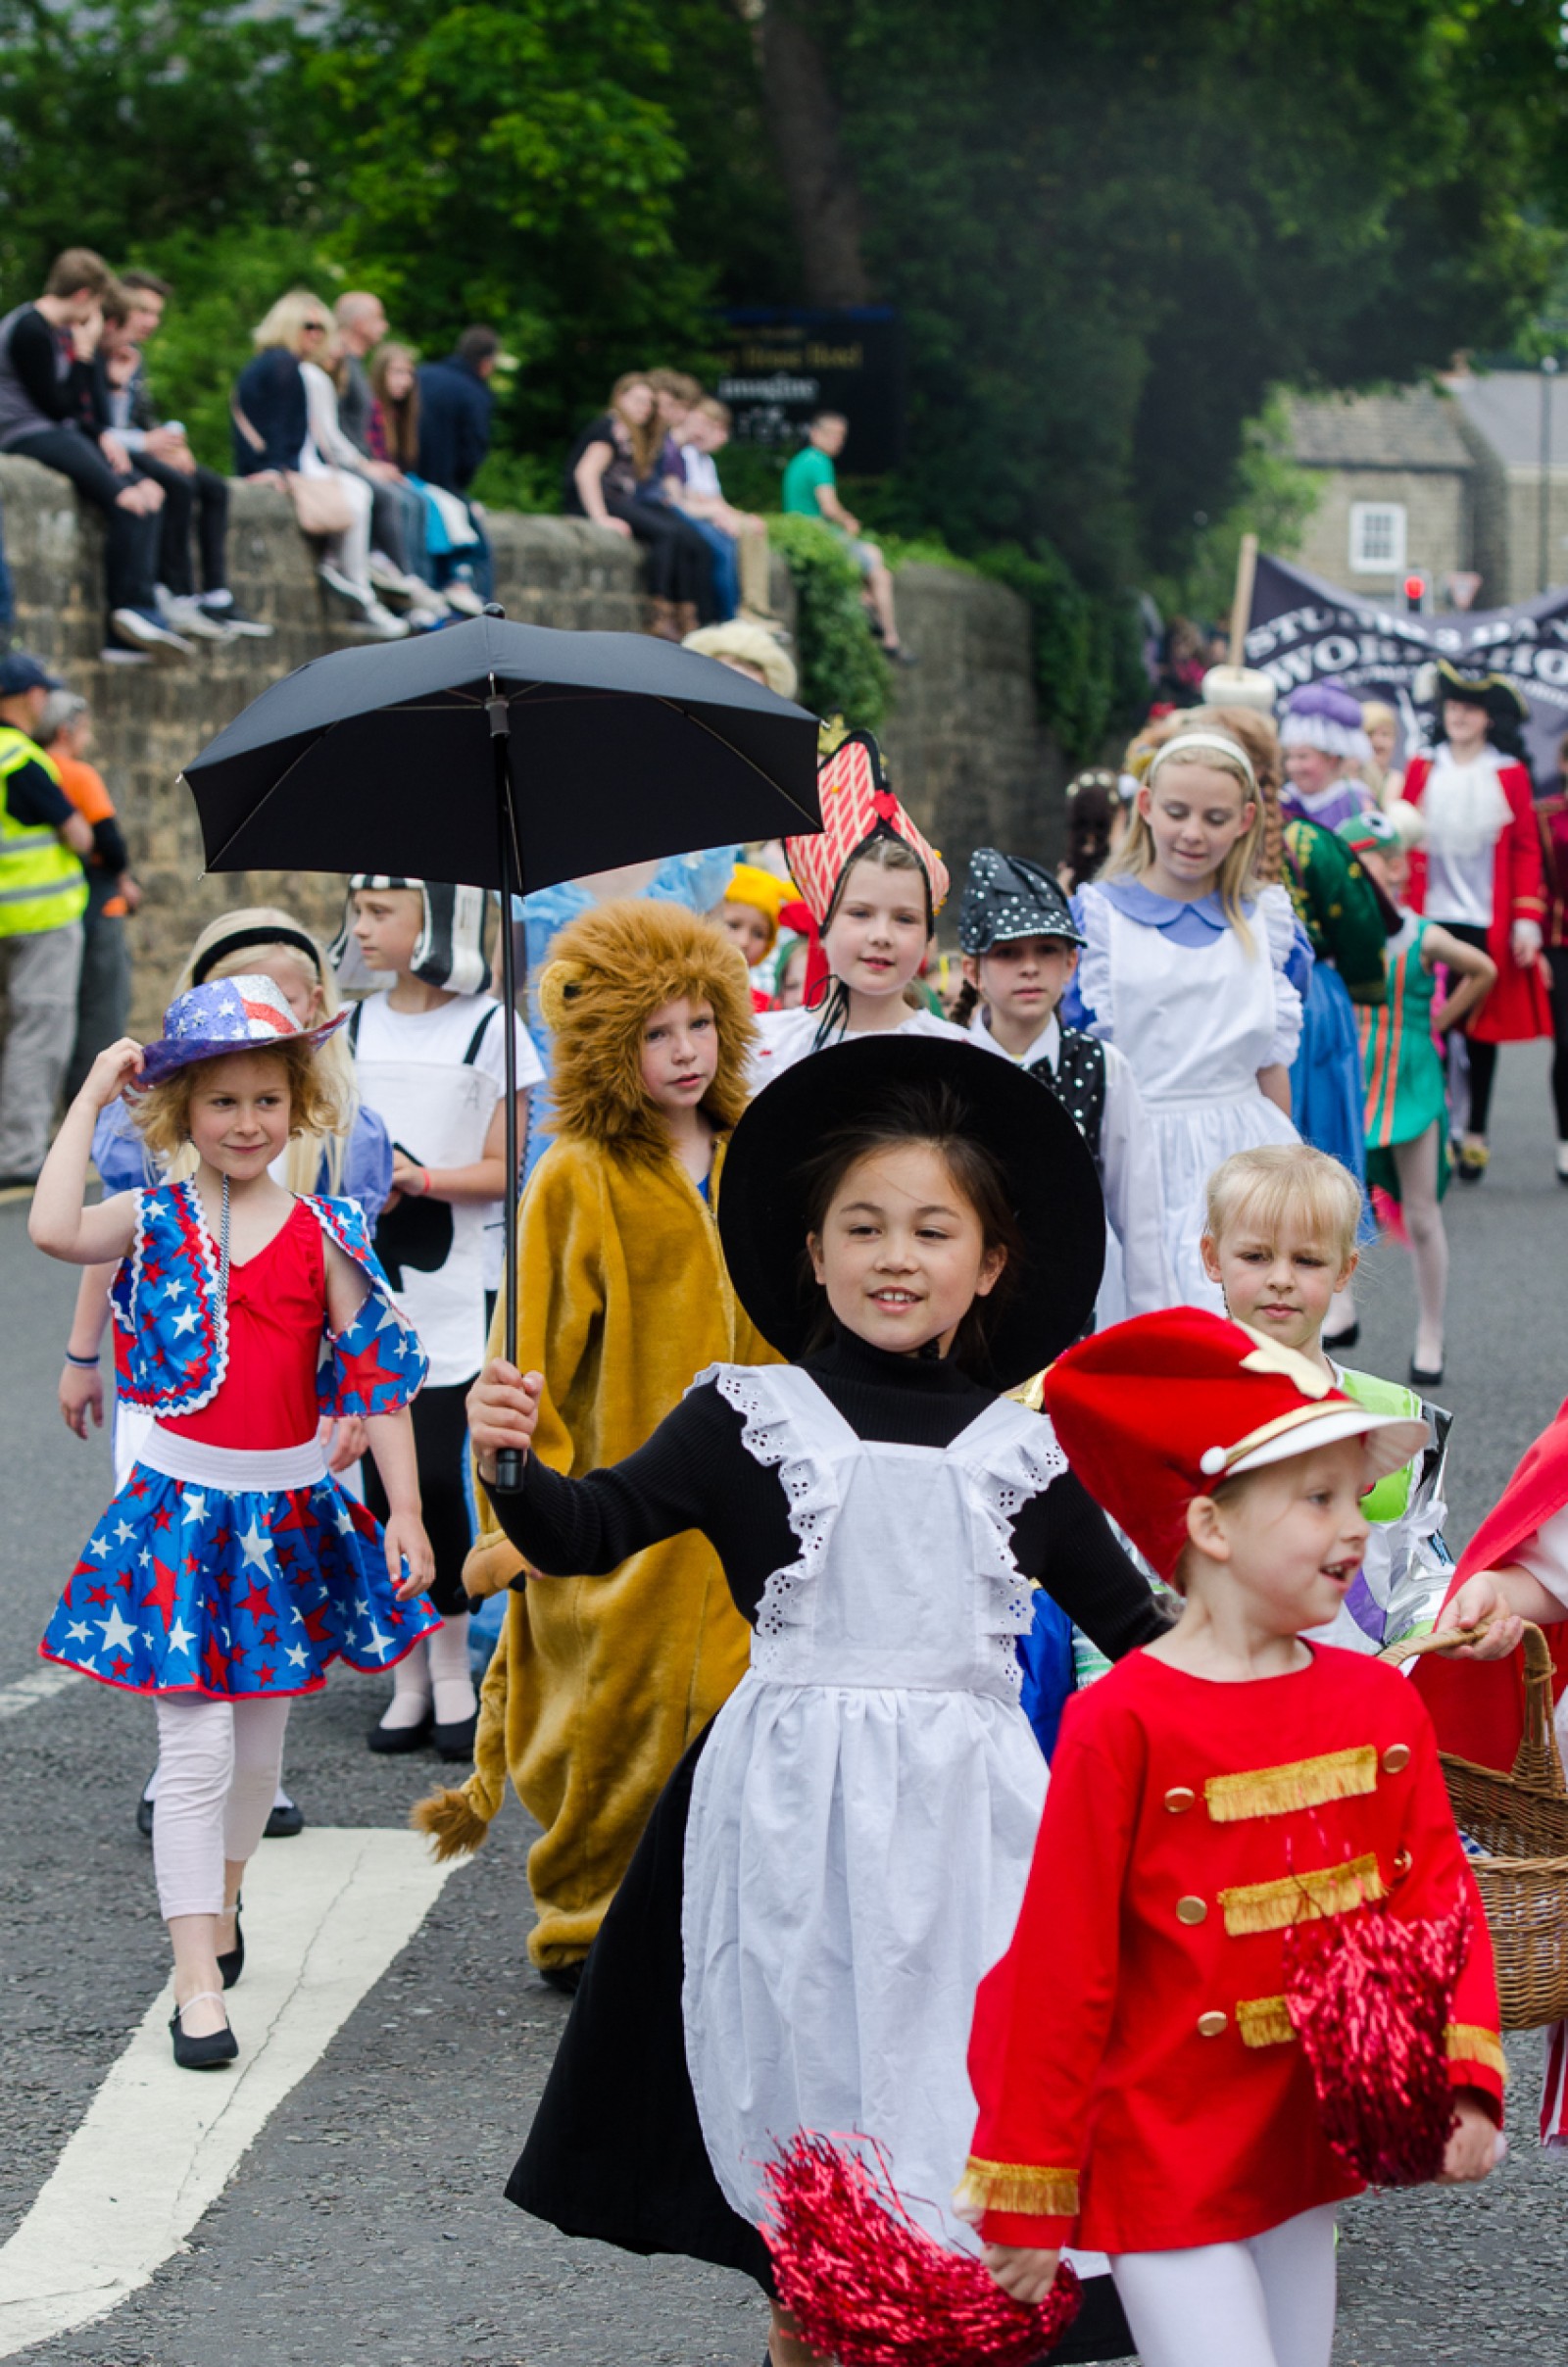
[1067,730,1303,1305]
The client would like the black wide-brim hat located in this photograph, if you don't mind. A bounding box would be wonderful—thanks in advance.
[718,1036,1105,1390]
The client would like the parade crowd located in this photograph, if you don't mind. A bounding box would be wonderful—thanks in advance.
[13,548,1568,2367]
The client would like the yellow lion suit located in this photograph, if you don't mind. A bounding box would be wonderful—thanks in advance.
[416,900,779,1971]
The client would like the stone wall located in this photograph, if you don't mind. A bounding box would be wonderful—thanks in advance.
[1293,464,1474,602]
[0,456,1059,1028]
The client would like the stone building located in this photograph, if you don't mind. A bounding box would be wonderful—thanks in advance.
[1281,387,1475,601]
[1443,368,1568,607]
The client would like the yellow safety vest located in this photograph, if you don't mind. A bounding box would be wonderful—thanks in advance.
[0,725,87,938]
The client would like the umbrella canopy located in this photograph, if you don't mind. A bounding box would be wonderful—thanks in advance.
[182,612,820,890]
[180,611,823,1491]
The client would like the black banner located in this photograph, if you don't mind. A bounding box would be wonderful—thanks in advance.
[1245,553,1568,781]
[713,307,906,474]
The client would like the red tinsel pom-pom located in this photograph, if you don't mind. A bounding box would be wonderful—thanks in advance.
[1284,1900,1470,2187]
[761,2132,1082,2367]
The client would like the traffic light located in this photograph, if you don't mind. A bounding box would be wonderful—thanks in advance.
[1403,571,1430,614]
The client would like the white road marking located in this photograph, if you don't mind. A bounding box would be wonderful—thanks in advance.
[0,1826,460,2357]
[0,1664,78,1723]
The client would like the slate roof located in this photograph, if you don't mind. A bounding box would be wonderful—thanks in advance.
[1446,371,1568,471]
[1285,387,1473,472]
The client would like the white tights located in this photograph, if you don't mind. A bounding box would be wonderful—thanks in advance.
[1109,2204,1337,2367]
[152,1695,292,1919]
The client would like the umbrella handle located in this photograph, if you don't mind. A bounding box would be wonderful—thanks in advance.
[489,676,526,1496]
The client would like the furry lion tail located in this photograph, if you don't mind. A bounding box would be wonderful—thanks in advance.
[412,1780,493,1860]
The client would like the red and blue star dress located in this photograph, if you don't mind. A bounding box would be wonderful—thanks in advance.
[40,1181,441,1698]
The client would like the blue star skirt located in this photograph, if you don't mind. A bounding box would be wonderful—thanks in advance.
[40,1432,441,1699]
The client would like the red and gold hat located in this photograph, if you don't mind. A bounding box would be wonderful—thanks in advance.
[784,727,949,928]
[1042,1308,1429,1584]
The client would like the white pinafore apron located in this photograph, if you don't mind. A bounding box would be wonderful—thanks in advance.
[681,1363,1060,2248]
[1102,903,1297,1308]
[350,1006,502,1388]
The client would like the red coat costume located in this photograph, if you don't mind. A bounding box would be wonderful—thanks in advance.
[961,1647,1502,2255]
[1416,1396,1568,1770]
[1403,751,1550,1043]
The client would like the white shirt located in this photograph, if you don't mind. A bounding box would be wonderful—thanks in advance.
[680,448,722,499]
[1421,746,1512,929]
[966,1008,1176,1317]
[750,1001,970,1089]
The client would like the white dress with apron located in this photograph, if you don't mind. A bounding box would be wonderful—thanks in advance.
[680,1362,1056,2249]
[1076,882,1302,1309]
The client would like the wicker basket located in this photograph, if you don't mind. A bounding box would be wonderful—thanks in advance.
[1384,1621,1568,2029]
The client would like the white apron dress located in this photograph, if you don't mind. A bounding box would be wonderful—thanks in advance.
[680,1362,1056,2249]
[1092,895,1298,1308]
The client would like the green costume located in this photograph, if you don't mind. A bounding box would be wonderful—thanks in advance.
[1356,912,1449,1202]
[1280,815,1388,998]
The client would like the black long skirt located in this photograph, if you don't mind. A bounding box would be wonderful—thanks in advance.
[506,1723,1133,2362]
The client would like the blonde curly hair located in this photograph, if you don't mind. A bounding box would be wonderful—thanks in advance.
[538,900,757,1159]
[132,1036,349,1164]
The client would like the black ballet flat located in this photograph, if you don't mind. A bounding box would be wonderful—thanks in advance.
[1410,1360,1445,1390]
[170,1992,238,2071]
[539,1959,584,1997]
[218,1898,244,1990]
[136,1784,154,1840]
[432,1711,478,1763]
[265,1795,305,1839]
[1323,1322,1359,1354]
[367,1709,433,1754]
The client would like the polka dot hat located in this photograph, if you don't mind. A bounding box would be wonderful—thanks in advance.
[957,847,1087,957]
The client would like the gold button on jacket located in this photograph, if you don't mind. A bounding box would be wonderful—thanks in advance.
[1197,2009,1228,2038]
[1176,1895,1207,1925]
[1164,1785,1196,1813]
[1381,1744,1411,1775]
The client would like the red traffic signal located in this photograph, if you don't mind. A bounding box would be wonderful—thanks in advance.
[1403,572,1429,613]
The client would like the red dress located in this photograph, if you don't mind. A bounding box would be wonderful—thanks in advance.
[1404,752,1550,1043]
[162,1200,325,1451]
[961,1648,1502,2254]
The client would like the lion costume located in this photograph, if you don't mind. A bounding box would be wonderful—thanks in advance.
[417,901,778,1972]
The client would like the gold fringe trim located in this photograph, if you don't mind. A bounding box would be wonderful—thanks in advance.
[1220,1852,1386,1936]
[953,2158,1079,2218]
[1237,1995,1298,2049]
[1446,2023,1508,2084]
[1205,1747,1378,1825]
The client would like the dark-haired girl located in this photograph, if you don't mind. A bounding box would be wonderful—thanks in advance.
[1403,661,1552,1180]
[466,1038,1163,2367]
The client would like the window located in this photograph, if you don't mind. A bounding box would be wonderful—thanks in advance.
[1348,501,1407,575]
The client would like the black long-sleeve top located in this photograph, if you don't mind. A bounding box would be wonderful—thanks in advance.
[492,1325,1167,1664]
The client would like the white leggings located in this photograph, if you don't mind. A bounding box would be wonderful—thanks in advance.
[1110,2204,1337,2367]
[152,1695,293,1919]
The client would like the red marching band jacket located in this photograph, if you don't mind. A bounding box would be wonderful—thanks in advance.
[959,1648,1503,2256]
[1403,752,1551,1043]
[1416,1397,1568,1770]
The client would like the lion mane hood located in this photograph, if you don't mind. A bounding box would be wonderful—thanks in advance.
[538,898,758,1158]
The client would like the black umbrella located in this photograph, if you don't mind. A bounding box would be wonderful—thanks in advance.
[182,610,821,1487]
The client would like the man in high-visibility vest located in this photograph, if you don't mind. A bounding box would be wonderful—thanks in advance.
[0,652,92,1186]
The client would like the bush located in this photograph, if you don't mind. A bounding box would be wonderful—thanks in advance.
[766,515,890,731]
[975,541,1145,764]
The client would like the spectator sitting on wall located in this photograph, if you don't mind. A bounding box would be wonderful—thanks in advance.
[100,272,272,644]
[564,372,714,641]
[368,342,483,612]
[230,288,409,640]
[0,652,93,1189]
[303,327,444,623]
[644,368,702,485]
[0,249,190,664]
[667,398,772,622]
[416,324,501,608]
[780,411,912,664]
[39,687,136,1100]
[331,292,446,618]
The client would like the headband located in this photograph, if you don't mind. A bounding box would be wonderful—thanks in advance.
[1146,731,1257,794]
[191,923,323,986]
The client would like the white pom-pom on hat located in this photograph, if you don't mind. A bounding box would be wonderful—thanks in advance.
[1200,1447,1228,1477]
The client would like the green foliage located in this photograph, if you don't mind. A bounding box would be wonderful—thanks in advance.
[766,516,890,732]
[975,543,1146,764]
[468,449,564,516]
[1150,398,1323,626]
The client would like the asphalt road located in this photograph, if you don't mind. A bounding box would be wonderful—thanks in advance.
[0,1043,1565,2366]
